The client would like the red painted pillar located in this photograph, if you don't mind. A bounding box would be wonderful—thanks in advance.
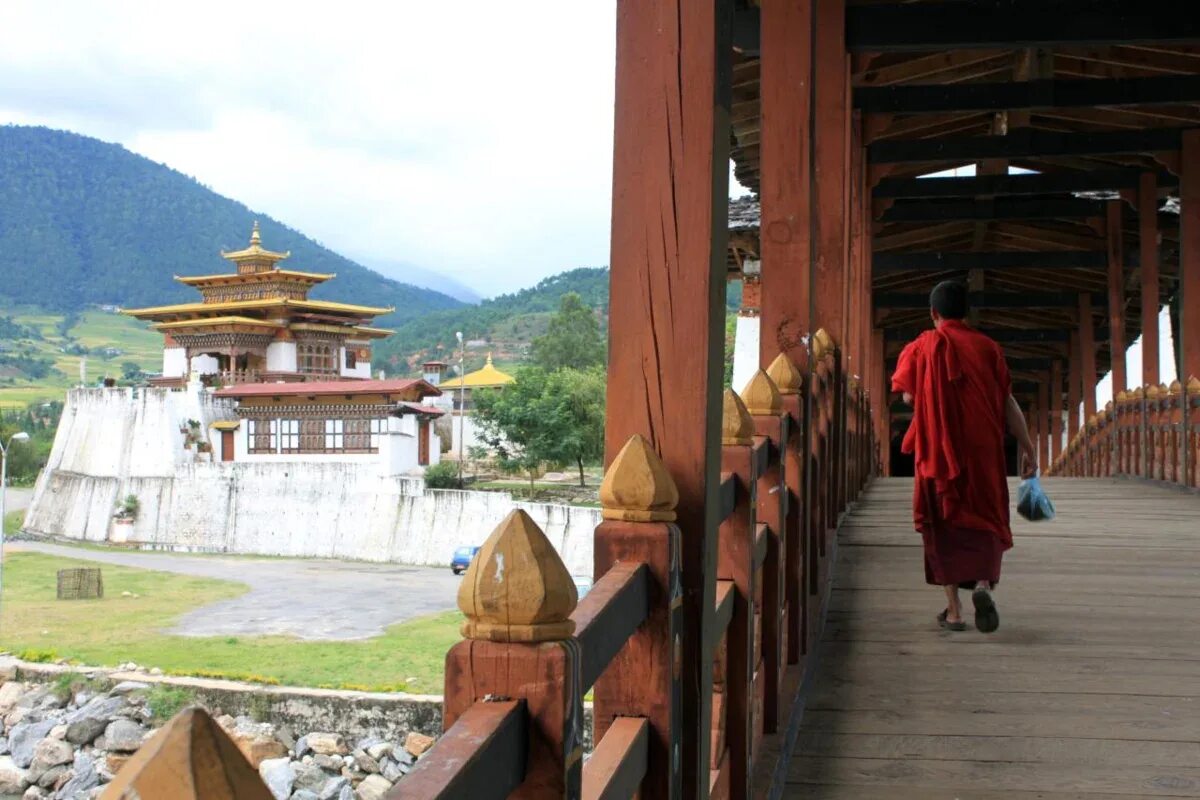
[812,0,848,346]
[1181,130,1200,383]
[1068,333,1082,443]
[1037,377,1051,472]
[1051,361,1064,464]
[1107,201,1127,401]
[1140,171,1160,387]
[1080,294,1098,422]
[606,0,732,795]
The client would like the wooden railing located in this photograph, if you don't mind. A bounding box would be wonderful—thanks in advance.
[1052,377,1200,489]
[106,332,879,800]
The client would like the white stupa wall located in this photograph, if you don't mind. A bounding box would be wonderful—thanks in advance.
[731,314,761,392]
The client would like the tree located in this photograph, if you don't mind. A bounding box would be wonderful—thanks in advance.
[472,365,606,490]
[121,361,144,381]
[531,293,606,372]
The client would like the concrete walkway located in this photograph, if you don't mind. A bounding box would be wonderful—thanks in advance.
[3,487,33,513]
[9,541,462,641]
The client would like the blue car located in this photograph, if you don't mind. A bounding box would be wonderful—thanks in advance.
[451,546,481,575]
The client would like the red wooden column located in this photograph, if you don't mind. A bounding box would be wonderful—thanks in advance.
[813,0,849,517]
[1037,377,1051,472]
[1107,200,1127,402]
[1181,130,1200,383]
[1080,294,1098,422]
[873,330,888,475]
[606,0,732,795]
[1068,332,1082,444]
[1051,361,1064,465]
[1140,171,1160,387]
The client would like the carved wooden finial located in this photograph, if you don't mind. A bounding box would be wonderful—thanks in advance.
[1132,386,1145,399]
[740,369,783,415]
[1087,413,1099,428]
[1169,380,1183,395]
[814,328,835,360]
[1147,384,1161,400]
[722,388,754,446]
[1117,390,1129,402]
[100,707,272,799]
[766,353,803,395]
[600,434,679,523]
[457,510,577,643]
[1189,376,1200,393]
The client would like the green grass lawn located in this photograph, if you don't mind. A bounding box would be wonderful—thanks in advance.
[0,550,461,694]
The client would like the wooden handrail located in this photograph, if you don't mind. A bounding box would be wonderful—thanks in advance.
[719,471,738,522]
[753,523,768,568]
[573,562,650,690]
[713,579,736,640]
[390,700,527,800]
[582,717,649,800]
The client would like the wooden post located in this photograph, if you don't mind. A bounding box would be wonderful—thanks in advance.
[607,1,732,795]
[1068,333,1082,444]
[1050,361,1064,465]
[813,0,849,520]
[1107,200,1127,402]
[1037,377,1050,472]
[873,330,888,476]
[1181,130,1200,385]
[1140,171,1160,387]
[739,370,787,734]
[767,354,807,666]
[594,437,684,799]
[1080,294,1098,422]
[446,511,583,798]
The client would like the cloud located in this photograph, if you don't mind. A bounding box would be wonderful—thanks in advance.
[0,0,619,296]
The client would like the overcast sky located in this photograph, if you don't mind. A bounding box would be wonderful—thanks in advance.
[0,1,640,297]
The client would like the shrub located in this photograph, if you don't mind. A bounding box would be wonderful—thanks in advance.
[51,671,98,702]
[423,461,460,489]
[146,684,195,722]
[18,648,57,663]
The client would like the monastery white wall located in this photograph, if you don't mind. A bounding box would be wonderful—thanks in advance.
[731,314,761,393]
[266,341,297,372]
[163,347,188,378]
[26,389,596,574]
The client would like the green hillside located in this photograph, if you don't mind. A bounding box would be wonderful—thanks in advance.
[0,125,462,325]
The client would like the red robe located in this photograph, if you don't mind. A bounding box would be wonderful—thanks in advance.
[891,320,1013,587]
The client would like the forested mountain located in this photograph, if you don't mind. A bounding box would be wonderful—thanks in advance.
[0,126,462,324]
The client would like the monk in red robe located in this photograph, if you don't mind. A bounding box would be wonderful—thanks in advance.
[891,281,1037,633]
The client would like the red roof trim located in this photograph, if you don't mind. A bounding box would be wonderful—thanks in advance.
[397,402,447,417]
[214,378,442,398]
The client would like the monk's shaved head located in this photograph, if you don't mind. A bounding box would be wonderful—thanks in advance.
[930,281,969,320]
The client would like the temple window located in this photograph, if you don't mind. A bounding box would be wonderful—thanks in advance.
[280,419,302,453]
[324,419,344,451]
[247,418,277,454]
[298,344,337,375]
[345,349,357,369]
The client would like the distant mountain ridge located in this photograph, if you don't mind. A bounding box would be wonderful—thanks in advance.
[0,125,463,325]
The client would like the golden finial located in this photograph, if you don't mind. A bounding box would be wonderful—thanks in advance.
[485,353,493,365]
[766,353,803,395]
[1117,390,1129,402]
[722,389,754,446]
[740,369,782,415]
[600,435,679,522]
[457,510,577,643]
[1169,380,1182,395]
[814,329,835,360]
[98,707,270,799]
[1188,376,1200,393]
[1132,387,1145,400]
[250,220,261,246]
[1147,384,1161,400]
[1087,413,1099,428]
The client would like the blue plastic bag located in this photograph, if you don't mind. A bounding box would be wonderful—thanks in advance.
[1016,474,1056,522]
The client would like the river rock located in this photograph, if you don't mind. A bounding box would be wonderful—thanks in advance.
[259,757,295,800]
[380,761,404,784]
[28,737,73,779]
[351,749,379,774]
[317,776,349,800]
[22,786,47,799]
[291,792,319,800]
[291,762,326,795]
[403,732,435,757]
[313,754,341,771]
[102,719,147,752]
[109,682,149,696]
[9,720,56,768]
[231,725,286,768]
[353,774,392,800]
[391,747,414,767]
[57,751,100,798]
[35,763,67,789]
[306,733,349,757]
[0,755,29,794]
[364,742,391,762]
[0,683,26,716]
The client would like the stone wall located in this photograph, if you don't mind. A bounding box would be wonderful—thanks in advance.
[25,389,601,575]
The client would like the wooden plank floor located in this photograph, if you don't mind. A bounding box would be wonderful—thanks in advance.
[786,477,1200,799]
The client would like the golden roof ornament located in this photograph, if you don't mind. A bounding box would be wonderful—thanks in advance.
[457,510,577,643]
[740,369,782,415]
[814,328,835,360]
[600,435,679,522]
[766,353,803,395]
[722,389,754,446]
[250,220,261,246]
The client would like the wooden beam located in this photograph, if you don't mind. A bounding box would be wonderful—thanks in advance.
[813,0,849,346]
[875,291,1106,309]
[868,127,1183,165]
[1106,200,1128,399]
[874,250,1106,272]
[606,0,732,795]
[1139,171,1161,386]
[880,197,1106,223]
[845,2,1200,53]
[855,75,1200,114]
[873,170,1175,200]
[394,701,527,800]
[1182,130,1200,382]
[759,0,813,369]
[884,328,1081,344]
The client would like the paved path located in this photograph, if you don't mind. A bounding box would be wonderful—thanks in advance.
[787,477,1200,799]
[3,488,33,513]
[9,541,462,641]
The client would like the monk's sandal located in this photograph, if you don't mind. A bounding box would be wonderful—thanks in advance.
[972,587,1000,633]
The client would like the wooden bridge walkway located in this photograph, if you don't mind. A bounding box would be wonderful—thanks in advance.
[787,478,1200,799]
